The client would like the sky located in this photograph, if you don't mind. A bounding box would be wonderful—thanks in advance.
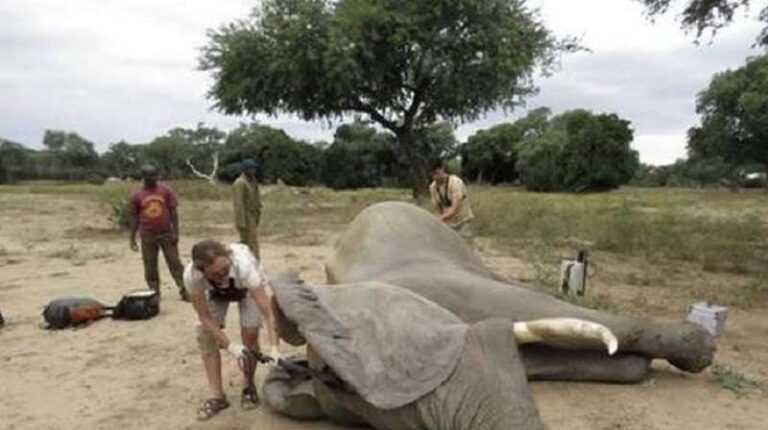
[0,0,765,165]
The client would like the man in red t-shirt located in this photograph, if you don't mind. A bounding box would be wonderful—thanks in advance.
[129,165,188,301]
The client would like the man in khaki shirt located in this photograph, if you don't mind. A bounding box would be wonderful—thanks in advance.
[233,159,262,259]
[429,161,475,239]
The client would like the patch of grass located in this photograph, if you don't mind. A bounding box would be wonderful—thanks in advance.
[732,276,768,308]
[471,186,768,278]
[710,364,768,396]
[555,292,623,313]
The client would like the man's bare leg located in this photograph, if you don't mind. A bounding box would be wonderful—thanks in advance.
[203,351,226,398]
[241,326,260,407]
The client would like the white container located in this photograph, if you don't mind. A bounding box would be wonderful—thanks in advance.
[687,302,728,337]
[560,260,586,297]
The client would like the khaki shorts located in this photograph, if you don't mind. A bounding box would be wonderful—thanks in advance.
[206,293,263,328]
[196,294,263,355]
[451,220,474,240]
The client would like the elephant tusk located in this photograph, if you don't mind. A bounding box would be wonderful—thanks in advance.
[513,318,618,356]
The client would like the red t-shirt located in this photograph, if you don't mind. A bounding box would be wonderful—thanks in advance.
[130,184,178,234]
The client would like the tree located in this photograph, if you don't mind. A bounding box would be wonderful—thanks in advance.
[516,110,638,192]
[639,0,768,46]
[101,141,144,178]
[0,138,28,183]
[686,55,768,172]
[42,130,99,169]
[322,120,399,189]
[413,121,459,165]
[200,0,576,198]
[219,123,322,185]
[461,107,550,184]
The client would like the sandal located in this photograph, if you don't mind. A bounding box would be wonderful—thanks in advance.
[197,397,229,421]
[241,386,260,410]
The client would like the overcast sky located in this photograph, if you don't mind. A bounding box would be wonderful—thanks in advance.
[0,1,764,165]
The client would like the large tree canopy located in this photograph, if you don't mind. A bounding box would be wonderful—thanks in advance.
[687,54,768,170]
[200,0,576,196]
[639,0,768,46]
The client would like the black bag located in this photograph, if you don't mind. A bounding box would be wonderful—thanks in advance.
[42,297,109,329]
[0,309,5,327]
[112,289,160,320]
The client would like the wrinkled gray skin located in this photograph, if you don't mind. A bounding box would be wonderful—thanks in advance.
[326,202,715,378]
[263,202,715,429]
[267,281,545,429]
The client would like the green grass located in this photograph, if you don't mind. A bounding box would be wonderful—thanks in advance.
[4,180,768,309]
[471,186,768,276]
[710,364,768,396]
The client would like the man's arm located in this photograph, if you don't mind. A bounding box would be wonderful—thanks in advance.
[440,199,461,221]
[252,183,262,227]
[128,196,139,251]
[249,286,280,356]
[429,185,442,215]
[167,188,180,243]
[190,288,230,348]
[169,207,180,244]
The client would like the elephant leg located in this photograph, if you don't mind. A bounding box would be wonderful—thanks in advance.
[521,344,651,383]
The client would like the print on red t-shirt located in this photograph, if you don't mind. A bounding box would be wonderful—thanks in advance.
[130,185,178,234]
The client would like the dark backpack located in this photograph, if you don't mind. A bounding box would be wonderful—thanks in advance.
[42,290,160,329]
[112,289,160,320]
[0,309,5,327]
[42,297,109,329]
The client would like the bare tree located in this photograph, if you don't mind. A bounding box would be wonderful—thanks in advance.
[186,152,219,184]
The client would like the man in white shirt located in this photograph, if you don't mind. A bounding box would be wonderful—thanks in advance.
[184,240,279,420]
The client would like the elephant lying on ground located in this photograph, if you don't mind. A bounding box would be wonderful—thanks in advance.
[263,202,715,429]
[267,280,619,429]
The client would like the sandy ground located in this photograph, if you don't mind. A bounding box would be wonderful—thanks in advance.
[1,192,766,430]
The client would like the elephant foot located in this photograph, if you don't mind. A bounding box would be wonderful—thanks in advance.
[666,322,716,373]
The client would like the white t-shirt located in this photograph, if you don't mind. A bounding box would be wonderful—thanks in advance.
[184,243,269,294]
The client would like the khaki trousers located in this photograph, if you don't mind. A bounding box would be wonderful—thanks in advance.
[238,225,260,260]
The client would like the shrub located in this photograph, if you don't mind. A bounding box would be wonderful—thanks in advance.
[516,110,639,192]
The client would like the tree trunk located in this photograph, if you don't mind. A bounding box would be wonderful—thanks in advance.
[396,130,430,202]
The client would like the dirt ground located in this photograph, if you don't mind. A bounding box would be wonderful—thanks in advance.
[1,192,766,430]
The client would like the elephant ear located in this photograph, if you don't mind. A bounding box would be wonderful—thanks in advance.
[272,280,468,410]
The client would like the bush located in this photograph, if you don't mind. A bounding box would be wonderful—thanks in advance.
[96,186,132,229]
[516,110,638,192]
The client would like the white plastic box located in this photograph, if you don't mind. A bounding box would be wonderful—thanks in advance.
[687,302,728,337]
[560,260,586,297]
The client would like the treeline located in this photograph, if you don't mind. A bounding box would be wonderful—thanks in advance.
[2,108,643,192]
[0,121,456,189]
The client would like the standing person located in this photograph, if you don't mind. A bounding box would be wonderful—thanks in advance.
[128,164,188,301]
[233,159,262,260]
[184,240,280,420]
[429,160,475,240]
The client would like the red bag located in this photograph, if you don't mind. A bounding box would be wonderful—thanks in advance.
[42,297,109,329]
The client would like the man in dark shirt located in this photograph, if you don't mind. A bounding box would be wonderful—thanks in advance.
[129,164,188,301]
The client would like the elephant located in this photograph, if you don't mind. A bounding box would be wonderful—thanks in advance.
[262,201,716,429]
